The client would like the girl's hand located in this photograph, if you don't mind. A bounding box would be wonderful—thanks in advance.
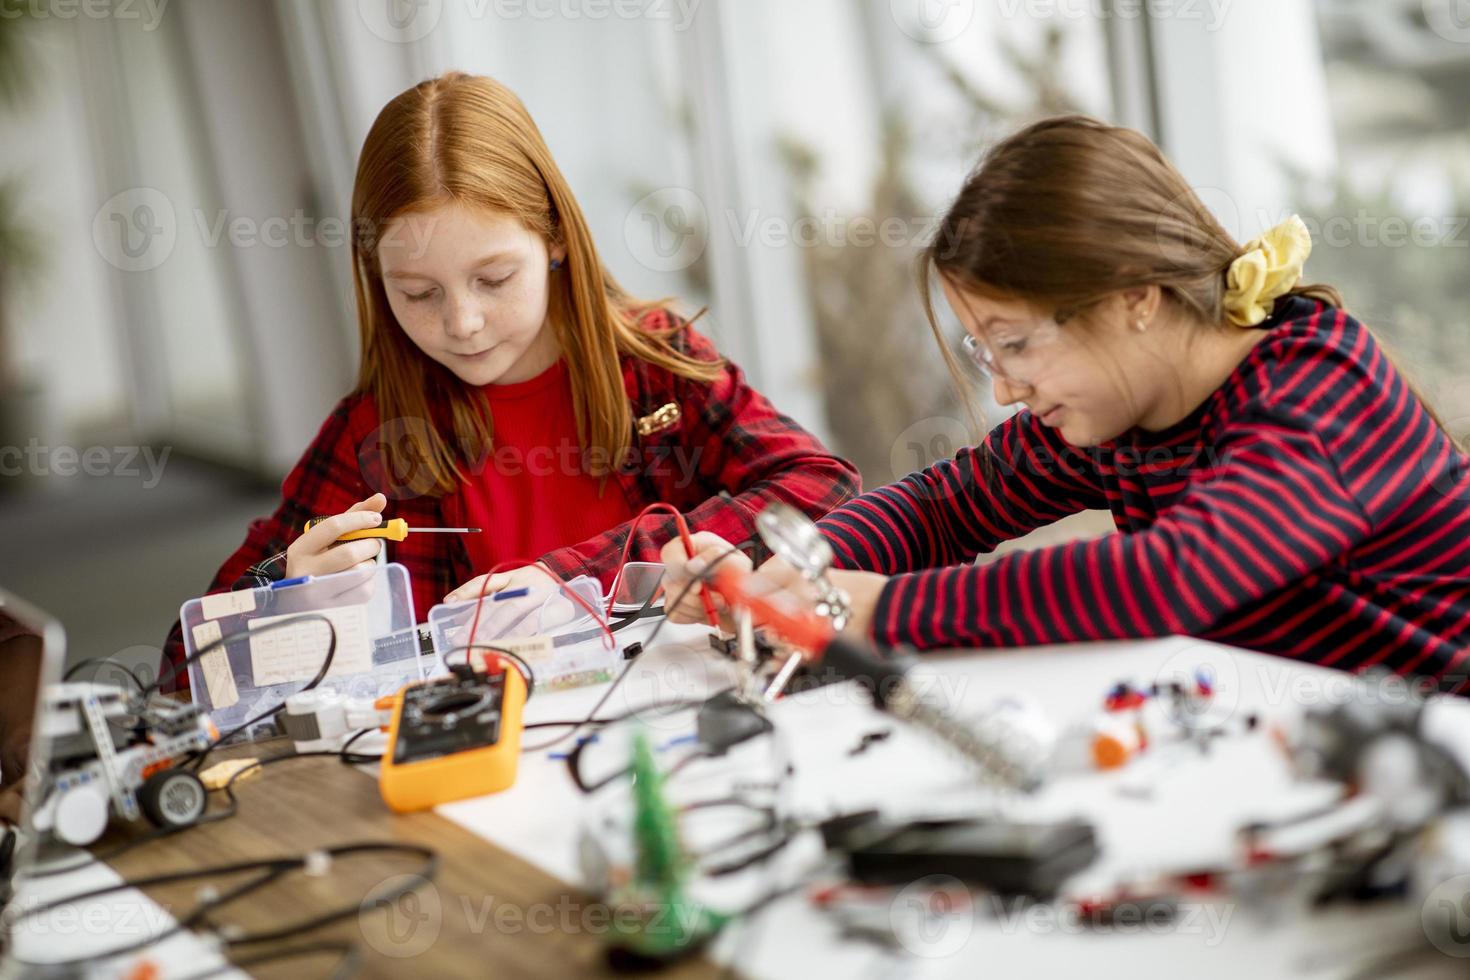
[660,532,750,624]
[284,493,388,579]
[445,563,555,604]
[750,559,888,640]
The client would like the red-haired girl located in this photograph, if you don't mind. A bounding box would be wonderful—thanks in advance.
[161,72,857,690]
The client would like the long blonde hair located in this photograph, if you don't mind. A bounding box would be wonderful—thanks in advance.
[350,71,719,496]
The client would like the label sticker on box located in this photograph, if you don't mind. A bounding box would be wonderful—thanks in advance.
[189,619,240,710]
[247,605,372,686]
[200,589,257,621]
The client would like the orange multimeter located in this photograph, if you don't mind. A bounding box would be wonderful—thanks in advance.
[378,659,528,813]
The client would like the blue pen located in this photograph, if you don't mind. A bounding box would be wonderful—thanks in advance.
[271,575,312,590]
[493,587,531,601]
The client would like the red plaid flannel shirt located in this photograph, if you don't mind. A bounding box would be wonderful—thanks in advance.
[160,314,859,691]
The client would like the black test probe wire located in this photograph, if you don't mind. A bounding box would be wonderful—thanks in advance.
[518,547,749,755]
[4,839,438,970]
[9,722,431,971]
[11,547,738,965]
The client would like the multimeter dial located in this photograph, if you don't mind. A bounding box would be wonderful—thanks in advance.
[392,675,505,765]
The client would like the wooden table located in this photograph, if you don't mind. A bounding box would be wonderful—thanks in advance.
[99,738,722,980]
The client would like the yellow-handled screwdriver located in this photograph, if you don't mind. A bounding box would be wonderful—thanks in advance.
[304,516,482,543]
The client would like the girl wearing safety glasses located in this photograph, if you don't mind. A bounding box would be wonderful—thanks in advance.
[665,115,1470,691]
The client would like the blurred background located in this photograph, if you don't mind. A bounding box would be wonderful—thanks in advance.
[1,0,1468,679]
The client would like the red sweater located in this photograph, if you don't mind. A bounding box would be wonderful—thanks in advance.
[453,359,637,571]
[819,298,1470,691]
[160,313,860,691]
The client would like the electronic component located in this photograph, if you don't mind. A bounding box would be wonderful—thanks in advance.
[31,683,215,845]
[821,812,1099,899]
[378,659,527,812]
[818,637,1054,792]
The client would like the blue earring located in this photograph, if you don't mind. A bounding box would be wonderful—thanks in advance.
[550,257,563,271]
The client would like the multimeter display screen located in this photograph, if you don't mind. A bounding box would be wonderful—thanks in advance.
[393,676,505,765]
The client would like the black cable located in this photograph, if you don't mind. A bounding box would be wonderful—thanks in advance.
[147,610,335,698]
[521,547,745,755]
[521,693,727,733]
[183,614,340,769]
[7,841,437,968]
[338,726,380,763]
[61,657,148,692]
[24,733,384,881]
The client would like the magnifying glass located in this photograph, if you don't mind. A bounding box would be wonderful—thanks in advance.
[753,502,851,632]
[756,502,834,578]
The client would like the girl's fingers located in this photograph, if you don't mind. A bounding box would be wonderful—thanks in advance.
[346,492,388,514]
[445,572,512,604]
[300,509,385,553]
[315,538,381,575]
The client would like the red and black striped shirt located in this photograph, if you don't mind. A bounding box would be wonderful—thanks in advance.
[818,297,1470,690]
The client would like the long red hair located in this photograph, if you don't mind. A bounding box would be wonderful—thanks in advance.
[350,71,719,496]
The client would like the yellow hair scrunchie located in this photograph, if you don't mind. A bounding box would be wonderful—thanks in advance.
[1223,214,1313,327]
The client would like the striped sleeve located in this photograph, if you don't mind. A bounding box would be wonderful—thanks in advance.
[869,411,1372,649]
[817,410,1107,575]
